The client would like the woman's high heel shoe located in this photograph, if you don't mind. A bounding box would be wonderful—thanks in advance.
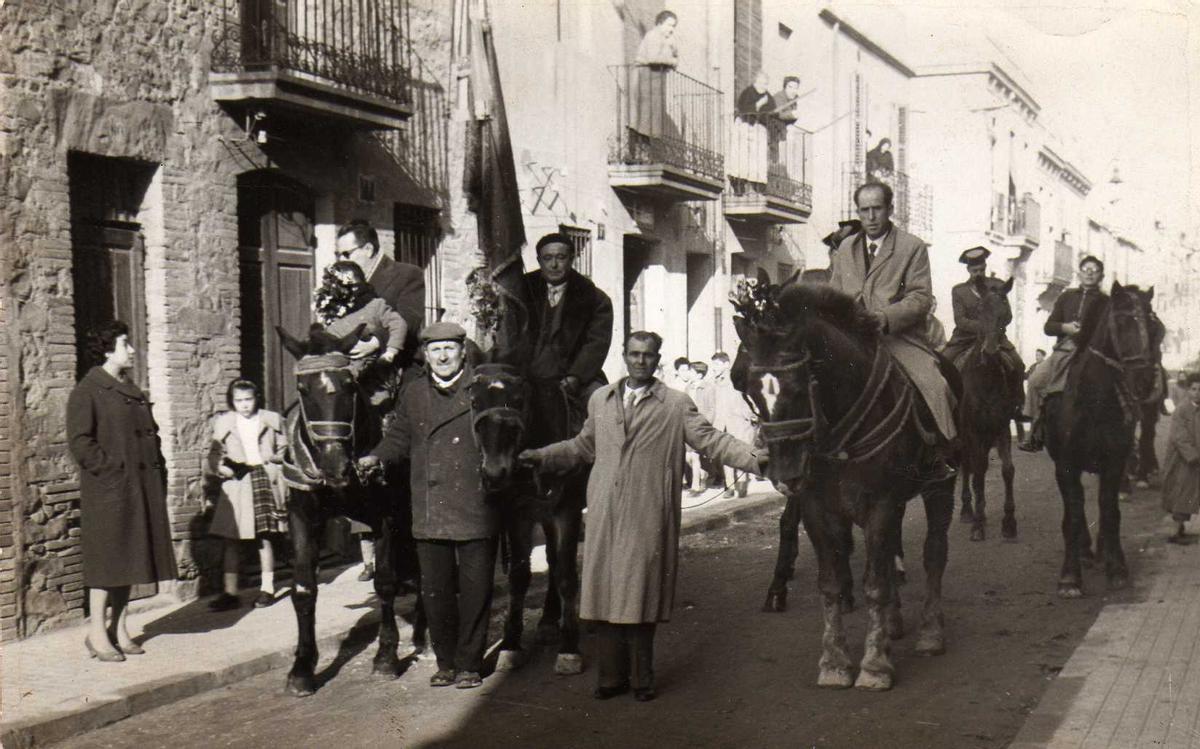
[116,641,145,655]
[85,636,126,662]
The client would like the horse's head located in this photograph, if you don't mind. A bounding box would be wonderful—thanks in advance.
[731,271,879,492]
[278,323,366,490]
[1097,281,1164,404]
[976,276,1014,357]
[468,363,530,491]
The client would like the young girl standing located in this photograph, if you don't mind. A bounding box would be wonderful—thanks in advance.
[1163,372,1200,544]
[206,379,289,610]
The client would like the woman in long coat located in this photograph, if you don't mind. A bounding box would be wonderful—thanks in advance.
[67,321,177,661]
[1162,372,1200,543]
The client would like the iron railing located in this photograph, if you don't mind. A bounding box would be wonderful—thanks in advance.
[372,51,449,198]
[991,192,1040,243]
[844,167,933,239]
[212,0,412,106]
[608,65,724,182]
[727,119,812,210]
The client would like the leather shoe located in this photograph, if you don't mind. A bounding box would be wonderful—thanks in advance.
[593,682,630,700]
[116,640,145,655]
[455,671,483,689]
[1017,436,1043,453]
[634,688,657,702]
[358,563,375,582]
[253,590,276,608]
[85,636,125,663]
[430,669,456,687]
[208,593,240,612]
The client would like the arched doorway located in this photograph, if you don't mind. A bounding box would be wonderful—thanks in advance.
[237,171,316,411]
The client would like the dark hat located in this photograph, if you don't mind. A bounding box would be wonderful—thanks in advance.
[823,219,862,249]
[837,219,861,231]
[958,246,991,265]
[418,321,467,345]
[535,232,575,253]
[1079,255,1104,271]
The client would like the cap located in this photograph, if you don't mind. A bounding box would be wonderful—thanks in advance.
[823,220,862,249]
[418,321,468,345]
[535,232,575,253]
[958,246,991,265]
[1079,255,1104,271]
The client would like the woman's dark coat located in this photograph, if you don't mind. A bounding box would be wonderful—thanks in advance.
[67,367,178,587]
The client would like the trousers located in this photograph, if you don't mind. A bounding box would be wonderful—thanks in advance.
[416,537,498,673]
[591,621,657,690]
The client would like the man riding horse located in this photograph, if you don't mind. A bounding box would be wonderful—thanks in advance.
[830,182,956,481]
[941,246,1025,413]
[1019,255,1110,453]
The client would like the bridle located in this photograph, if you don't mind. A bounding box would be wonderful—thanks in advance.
[1087,300,1163,421]
[468,365,530,457]
[750,343,915,467]
[282,353,358,491]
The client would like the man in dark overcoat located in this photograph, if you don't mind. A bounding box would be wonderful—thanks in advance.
[524,233,614,405]
[941,246,1025,411]
[359,322,498,690]
[1019,255,1110,452]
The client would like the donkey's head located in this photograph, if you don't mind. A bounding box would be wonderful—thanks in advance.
[468,363,530,492]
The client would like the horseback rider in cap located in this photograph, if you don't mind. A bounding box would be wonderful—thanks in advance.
[1018,254,1110,452]
[830,182,957,480]
[941,246,1025,414]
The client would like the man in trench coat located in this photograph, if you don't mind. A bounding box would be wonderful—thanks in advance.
[520,331,765,701]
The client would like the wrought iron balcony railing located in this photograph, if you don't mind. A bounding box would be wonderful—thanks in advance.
[726,119,812,213]
[608,65,724,184]
[211,0,412,109]
[991,192,1040,245]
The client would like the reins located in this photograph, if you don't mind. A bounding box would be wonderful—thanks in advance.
[1086,301,1163,425]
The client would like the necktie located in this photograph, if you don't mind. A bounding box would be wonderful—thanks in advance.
[624,388,637,415]
[867,242,878,269]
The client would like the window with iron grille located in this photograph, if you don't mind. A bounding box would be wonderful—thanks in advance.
[394,204,444,323]
[558,224,593,277]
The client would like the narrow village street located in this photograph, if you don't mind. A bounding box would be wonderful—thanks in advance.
[54,448,1172,749]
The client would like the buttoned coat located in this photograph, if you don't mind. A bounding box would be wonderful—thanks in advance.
[527,379,761,623]
[1162,397,1200,517]
[942,278,1020,366]
[371,369,498,540]
[830,226,956,438]
[205,410,288,540]
[524,269,614,388]
[369,255,426,361]
[66,367,178,587]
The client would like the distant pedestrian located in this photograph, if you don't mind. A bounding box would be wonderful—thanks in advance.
[710,352,755,497]
[667,356,693,392]
[67,321,177,662]
[519,331,766,702]
[204,378,288,611]
[1162,372,1200,544]
[686,360,715,492]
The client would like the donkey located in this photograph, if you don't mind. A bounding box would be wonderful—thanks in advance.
[1045,281,1163,597]
[276,325,424,696]
[955,277,1019,542]
[734,277,955,691]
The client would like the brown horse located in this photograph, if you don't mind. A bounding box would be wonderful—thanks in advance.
[955,277,1019,542]
[1045,281,1163,597]
[733,276,954,691]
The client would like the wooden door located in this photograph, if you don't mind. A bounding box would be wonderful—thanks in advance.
[71,225,149,387]
[238,173,316,412]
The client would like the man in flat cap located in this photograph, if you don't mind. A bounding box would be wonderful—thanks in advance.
[1019,255,1110,452]
[941,247,1025,412]
[360,321,499,690]
[525,233,615,406]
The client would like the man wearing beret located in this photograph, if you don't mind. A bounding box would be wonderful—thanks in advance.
[1019,255,1110,452]
[525,233,614,406]
[941,247,1025,412]
[359,322,498,690]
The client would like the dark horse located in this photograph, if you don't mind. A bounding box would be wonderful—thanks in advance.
[955,277,1018,542]
[734,277,955,690]
[276,325,425,696]
[1045,281,1163,598]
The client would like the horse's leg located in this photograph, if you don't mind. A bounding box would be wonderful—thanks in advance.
[969,445,987,542]
[837,522,855,614]
[537,516,563,645]
[1054,461,1086,598]
[285,491,321,697]
[370,512,403,678]
[855,497,897,691]
[916,476,953,656]
[764,493,802,612]
[959,463,974,524]
[800,497,853,689]
[551,499,584,675]
[884,505,904,640]
[496,504,533,671]
[1099,454,1130,589]
[999,434,1018,539]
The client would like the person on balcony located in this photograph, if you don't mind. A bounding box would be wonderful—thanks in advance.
[768,75,802,165]
[865,136,895,182]
[631,10,679,156]
[732,71,774,189]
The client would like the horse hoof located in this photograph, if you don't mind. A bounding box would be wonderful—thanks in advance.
[914,630,946,656]
[1057,585,1084,599]
[285,674,316,697]
[854,669,894,691]
[970,526,985,542]
[495,649,525,672]
[371,656,403,679]
[817,668,855,689]
[555,653,585,676]
[1108,574,1129,591]
[1001,519,1017,540]
[761,591,787,613]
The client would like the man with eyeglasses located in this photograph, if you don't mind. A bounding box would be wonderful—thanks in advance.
[1018,255,1110,452]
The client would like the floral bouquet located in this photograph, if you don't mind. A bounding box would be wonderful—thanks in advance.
[466,267,502,336]
[314,266,358,326]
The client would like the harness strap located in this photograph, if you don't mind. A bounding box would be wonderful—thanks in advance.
[826,346,892,452]
[282,408,324,491]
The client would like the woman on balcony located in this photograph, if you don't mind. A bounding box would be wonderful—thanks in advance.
[730,71,774,190]
[631,11,679,152]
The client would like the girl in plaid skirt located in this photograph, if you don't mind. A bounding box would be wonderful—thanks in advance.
[205,379,289,610]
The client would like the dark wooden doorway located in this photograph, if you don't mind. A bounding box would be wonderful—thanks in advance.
[237,171,316,412]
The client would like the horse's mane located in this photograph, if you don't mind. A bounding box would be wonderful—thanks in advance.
[1077,284,1147,349]
[776,283,882,344]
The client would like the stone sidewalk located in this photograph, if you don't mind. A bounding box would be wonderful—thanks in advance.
[1011,515,1200,749]
[0,484,784,748]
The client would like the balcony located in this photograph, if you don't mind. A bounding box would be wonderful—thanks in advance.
[1052,239,1075,285]
[989,192,1041,254]
[608,65,724,202]
[210,0,413,130]
[724,121,813,224]
[843,167,933,241]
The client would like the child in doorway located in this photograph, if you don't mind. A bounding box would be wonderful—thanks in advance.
[206,379,289,610]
